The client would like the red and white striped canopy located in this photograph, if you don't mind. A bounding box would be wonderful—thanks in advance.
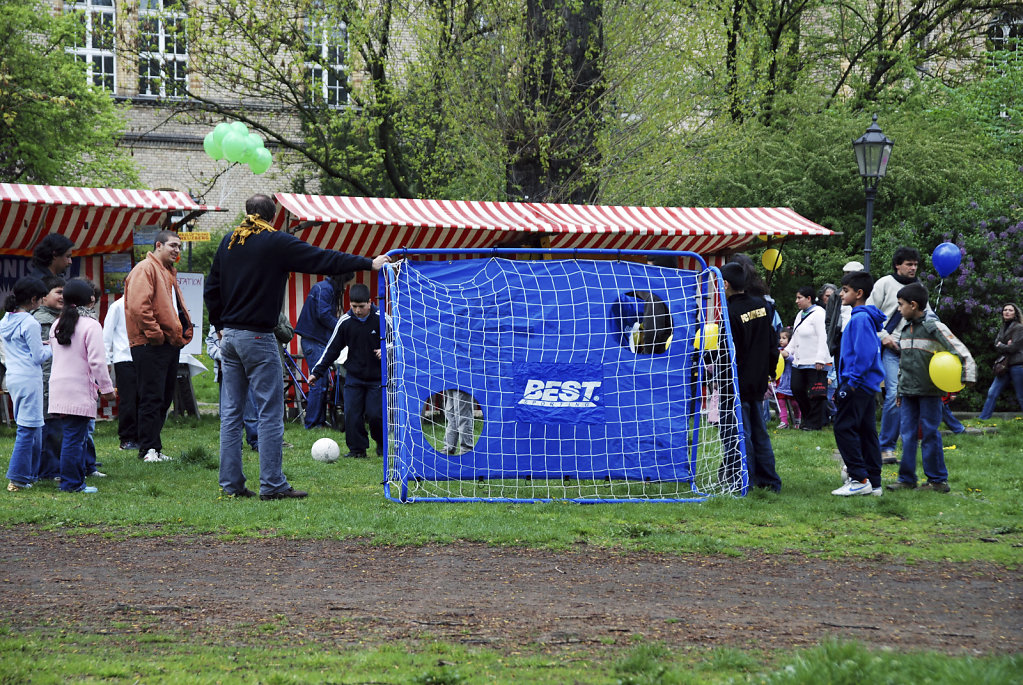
[0,183,222,257]
[274,194,833,257]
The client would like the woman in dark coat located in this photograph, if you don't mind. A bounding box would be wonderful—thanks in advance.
[977,303,1023,419]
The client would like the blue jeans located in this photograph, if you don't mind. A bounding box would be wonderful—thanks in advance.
[58,415,92,492]
[740,399,781,492]
[878,347,901,452]
[7,425,42,486]
[301,339,329,429]
[942,403,964,433]
[978,365,1023,419]
[219,329,288,496]
[898,395,946,485]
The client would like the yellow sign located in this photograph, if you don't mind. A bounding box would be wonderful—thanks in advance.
[178,231,211,242]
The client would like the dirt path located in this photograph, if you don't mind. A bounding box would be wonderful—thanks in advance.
[1,528,1020,654]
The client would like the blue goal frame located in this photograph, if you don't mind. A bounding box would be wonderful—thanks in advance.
[378,248,747,503]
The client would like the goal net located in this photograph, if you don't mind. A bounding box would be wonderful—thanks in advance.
[381,250,748,502]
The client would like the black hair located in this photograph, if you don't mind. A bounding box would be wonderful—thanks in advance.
[647,255,677,269]
[4,277,47,312]
[896,282,928,311]
[31,234,74,272]
[40,274,66,293]
[796,285,816,299]
[349,283,370,303]
[155,229,178,247]
[892,246,921,268]
[727,253,769,297]
[245,194,276,222]
[53,278,94,345]
[840,271,874,299]
[779,326,793,338]
[329,272,355,315]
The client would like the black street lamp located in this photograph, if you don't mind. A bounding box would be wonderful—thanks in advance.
[852,114,894,272]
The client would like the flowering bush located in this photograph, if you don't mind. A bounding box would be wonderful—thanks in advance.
[916,193,1023,410]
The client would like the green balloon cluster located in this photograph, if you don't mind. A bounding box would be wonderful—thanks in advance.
[203,121,273,175]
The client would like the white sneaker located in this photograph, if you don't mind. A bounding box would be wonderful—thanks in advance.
[88,470,107,478]
[832,479,873,496]
[840,465,849,483]
[142,449,163,463]
[871,486,883,497]
[80,486,98,494]
[156,452,173,461]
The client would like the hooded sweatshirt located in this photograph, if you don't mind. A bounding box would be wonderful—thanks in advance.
[837,305,885,392]
[0,311,51,378]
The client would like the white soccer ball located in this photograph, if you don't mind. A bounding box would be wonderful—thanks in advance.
[311,437,340,463]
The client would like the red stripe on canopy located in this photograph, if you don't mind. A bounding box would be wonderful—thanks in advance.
[0,183,223,257]
[274,194,832,259]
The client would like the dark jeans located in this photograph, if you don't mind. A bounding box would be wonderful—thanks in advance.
[791,367,827,430]
[343,374,383,453]
[130,343,180,458]
[833,386,882,488]
[58,415,91,492]
[38,417,63,479]
[301,339,329,429]
[740,399,781,492]
[113,361,139,444]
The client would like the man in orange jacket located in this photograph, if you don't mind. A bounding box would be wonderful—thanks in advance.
[124,230,193,463]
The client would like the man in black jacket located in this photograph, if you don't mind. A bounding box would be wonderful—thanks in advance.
[205,195,389,500]
[718,262,782,492]
[308,284,384,459]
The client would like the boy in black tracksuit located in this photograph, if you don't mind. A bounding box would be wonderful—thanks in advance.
[309,284,384,458]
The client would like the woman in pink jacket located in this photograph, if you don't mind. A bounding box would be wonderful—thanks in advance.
[49,279,115,493]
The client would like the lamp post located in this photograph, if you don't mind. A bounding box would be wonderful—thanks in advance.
[852,114,894,272]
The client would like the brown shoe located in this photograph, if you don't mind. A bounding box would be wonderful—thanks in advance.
[225,488,257,498]
[885,481,917,491]
[918,481,950,493]
[260,487,308,501]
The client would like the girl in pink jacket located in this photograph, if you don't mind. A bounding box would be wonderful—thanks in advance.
[49,279,115,493]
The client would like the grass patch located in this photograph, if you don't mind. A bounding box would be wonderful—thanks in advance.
[0,631,1017,684]
[0,413,1021,564]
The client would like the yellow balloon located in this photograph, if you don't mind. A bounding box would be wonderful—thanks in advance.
[762,248,783,271]
[775,353,785,381]
[694,323,720,351]
[929,351,964,392]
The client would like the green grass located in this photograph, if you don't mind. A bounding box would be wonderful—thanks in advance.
[1,413,1021,564]
[0,630,1018,684]
[2,394,1021,682]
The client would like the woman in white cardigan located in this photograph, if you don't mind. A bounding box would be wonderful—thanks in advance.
[787,285,832,431]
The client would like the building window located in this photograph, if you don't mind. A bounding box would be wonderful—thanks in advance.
[70,0,116,91]
[138,0,189,97]
[304,11,347,107]
[990,11,1023,51]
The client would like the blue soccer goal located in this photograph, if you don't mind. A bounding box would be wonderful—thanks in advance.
[379,249,747,503]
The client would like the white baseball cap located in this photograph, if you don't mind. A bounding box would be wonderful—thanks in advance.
[842,261,865,273]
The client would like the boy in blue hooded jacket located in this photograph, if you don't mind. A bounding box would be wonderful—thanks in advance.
[831,271,886,496]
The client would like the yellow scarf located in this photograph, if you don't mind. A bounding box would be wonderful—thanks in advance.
[228,214,276,249]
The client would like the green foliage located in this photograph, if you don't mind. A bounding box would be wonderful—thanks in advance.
[0,0,138,185]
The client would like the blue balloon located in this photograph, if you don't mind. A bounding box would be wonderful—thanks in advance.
[932,242,962,278]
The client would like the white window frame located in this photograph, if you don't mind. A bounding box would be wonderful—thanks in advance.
[70,0,117,92]
[990,11,1023,51]
[304,12,348,107]
[138,0,189,98]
